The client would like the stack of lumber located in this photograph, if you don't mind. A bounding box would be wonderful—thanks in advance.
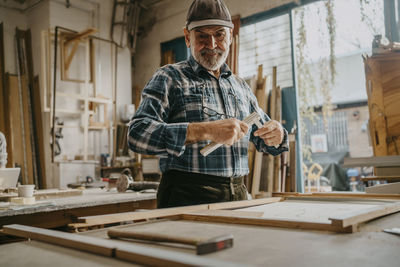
[0,28,46,188]
[250,65,268,198]
[249,65,292,197]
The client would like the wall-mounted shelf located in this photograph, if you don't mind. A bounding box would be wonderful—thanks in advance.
[57,92,113,104]
[41,27,118,163]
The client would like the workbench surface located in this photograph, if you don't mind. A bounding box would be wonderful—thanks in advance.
[0,188,156,217]
[0,188,156,228]
[1,211,399,267]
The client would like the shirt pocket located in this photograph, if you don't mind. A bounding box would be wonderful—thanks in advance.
[203,84,233,121]
[235,94,251,120]
[183,90,203,122]
[202,93,226,121]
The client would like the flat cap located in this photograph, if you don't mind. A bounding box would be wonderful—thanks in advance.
[186,0,234,30]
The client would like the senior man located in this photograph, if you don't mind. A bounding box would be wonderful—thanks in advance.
[128,0,288,208]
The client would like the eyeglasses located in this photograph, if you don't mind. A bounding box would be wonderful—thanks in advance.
[202,86,238,119]
[194,29,228,43]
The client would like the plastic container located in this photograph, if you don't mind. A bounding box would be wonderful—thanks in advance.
[18,184,35,198]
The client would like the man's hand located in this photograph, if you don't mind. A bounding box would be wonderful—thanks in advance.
[186,118,249,145]
[253,120,284,147]
[206,118,249,145]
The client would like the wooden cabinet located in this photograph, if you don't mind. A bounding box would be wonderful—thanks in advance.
[364,52,400,156]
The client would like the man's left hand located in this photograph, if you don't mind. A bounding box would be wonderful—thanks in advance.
[253,120,284,147]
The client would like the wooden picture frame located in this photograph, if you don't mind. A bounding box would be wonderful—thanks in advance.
[69,194,400,233]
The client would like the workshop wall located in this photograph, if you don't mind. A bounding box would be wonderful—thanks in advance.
[0,8,28,73]
[133,0,297,93]
[1,0,132,188]
[46,0,132,187]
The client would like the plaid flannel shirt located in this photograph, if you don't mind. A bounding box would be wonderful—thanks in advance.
[128,56,288,177]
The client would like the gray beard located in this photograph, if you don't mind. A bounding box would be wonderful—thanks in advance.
[191,47,229,71]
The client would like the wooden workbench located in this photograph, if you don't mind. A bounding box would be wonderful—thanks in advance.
[1,194,399,266]
[0,188,156,229]
[0,211,399,267]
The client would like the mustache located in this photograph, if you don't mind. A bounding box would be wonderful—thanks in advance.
[200,48,223,56]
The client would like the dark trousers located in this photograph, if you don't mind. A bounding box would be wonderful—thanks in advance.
[157,169,248,208]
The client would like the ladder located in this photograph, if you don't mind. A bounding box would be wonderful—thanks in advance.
[110,0,141,53]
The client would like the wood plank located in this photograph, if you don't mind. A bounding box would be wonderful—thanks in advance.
[343,156,400,167]
[60,33,67,80]
[267,67,278,193]
[3,224,240,267]
[78,204,209,225]
[364,58,388,156]
[0,23,5,134]
[380,57,400,137]
[273,85,282,192]
[208,197,282,210]
[329,201,400,228]
[251,151,263,197]
[20,75,35,185]
[3,224,114,256]
[186,209,265,218]
[15,29,38,185]
[64,40,80,71]
[1,30,13,168]
[252,65,267,197]
[180,212,352,233]
[375,166,400,176]
[90,39,95,84]
[288,134,296,192]
[6,74,23,171]
[360,176,400,181]
[64,28,97,45]
[280,152,288,192]
[273,192,400,200]
[31,76,46,188]
[365,182,400,194]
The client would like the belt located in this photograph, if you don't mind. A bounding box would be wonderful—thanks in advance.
[164,169,244,185]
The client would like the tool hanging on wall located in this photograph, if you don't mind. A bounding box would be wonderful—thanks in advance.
[50,117,64,156]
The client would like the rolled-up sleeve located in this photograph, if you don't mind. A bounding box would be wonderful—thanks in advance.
[243,80,289,156]
[127,68,188,157]
[251,123,289,156]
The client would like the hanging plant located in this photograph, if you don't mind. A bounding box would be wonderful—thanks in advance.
[295,7,317,162]
[325,0,336,85]
[359,0,382,35]
[295,0,337,161]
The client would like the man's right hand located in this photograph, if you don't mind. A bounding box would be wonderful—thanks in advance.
[186,118,249,145]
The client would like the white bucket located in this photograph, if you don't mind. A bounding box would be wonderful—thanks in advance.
[18,184,35,198]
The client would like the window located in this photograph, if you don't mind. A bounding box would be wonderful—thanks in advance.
[239,14,293,88]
